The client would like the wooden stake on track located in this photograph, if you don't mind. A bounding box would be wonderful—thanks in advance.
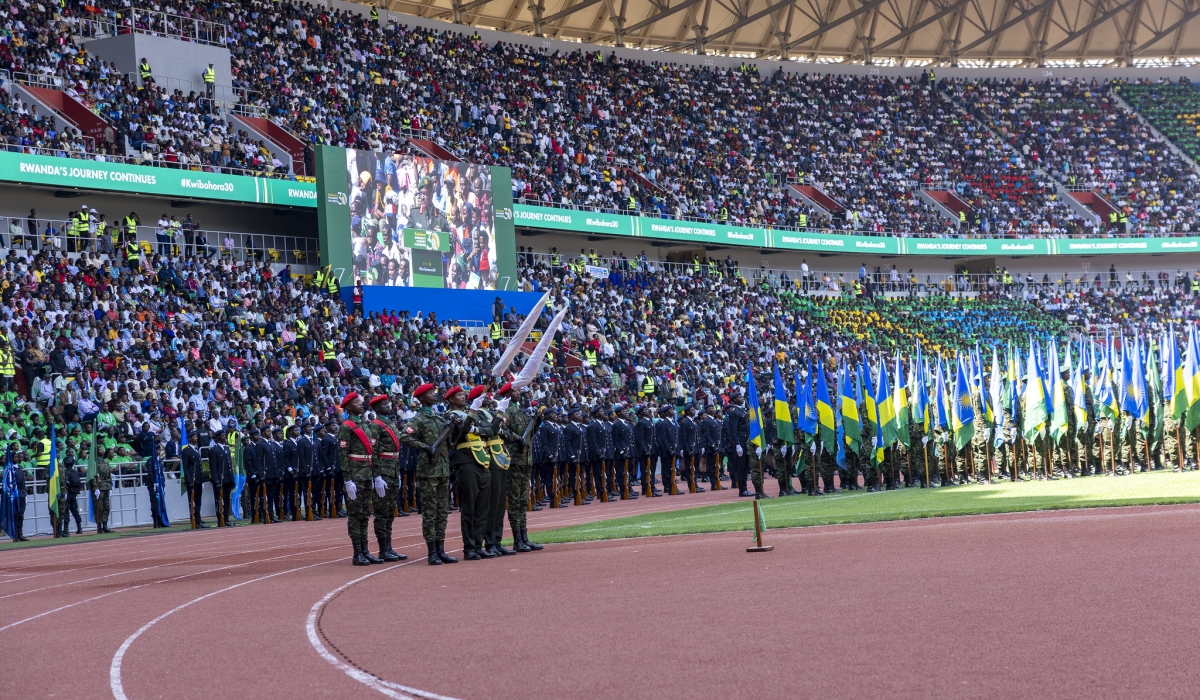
[747,499,773,553]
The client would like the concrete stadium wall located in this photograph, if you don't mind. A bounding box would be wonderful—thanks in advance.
[85,33,233,95]
[306,0,1200,82]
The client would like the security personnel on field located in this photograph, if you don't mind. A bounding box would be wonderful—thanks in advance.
[482,389,514,556]
[338,393,383,566]
[400,384,459,564]
[367,395,407,562]
[563,406,587,503]
[611,404,636,500]
[450,385,499,559]
[280,427,299,520]
[88,448,114,534]
[586,405,609,501]
[208,428,234,526]
[497,382,543,552]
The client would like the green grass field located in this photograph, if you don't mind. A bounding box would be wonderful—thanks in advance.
[0,523,196,551]
[534,471,1200,544]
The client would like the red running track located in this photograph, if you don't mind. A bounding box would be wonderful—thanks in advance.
[5,494,1200,699]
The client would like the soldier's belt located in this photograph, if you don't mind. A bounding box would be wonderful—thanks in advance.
[458,439,491,467]
[377,452,399,458]
[348,454,373,462]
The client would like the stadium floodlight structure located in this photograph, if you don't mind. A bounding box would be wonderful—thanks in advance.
[362,0,1200,66]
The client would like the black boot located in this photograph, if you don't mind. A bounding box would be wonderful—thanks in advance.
[436,540,458,564]
[351,540,371,566]
[426,541,443,565]
[464,548,482,561]
[17,522,28,541]
[523,527,543,551]
[380,536,405,562]
[493,541,515,556]
[477,545,497,559]
[360,538,383,564]
[75,521,82,535]
[514,531,533,553]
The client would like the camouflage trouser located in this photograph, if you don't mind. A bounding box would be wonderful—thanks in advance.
[507,466,531,532]
[1079,429,1097,474]
[96,490,110,525]
[371,473,400,543]
[417,476,449,544]
[776,450,793,494]
[345,477,373,542]
[1162,417,1183,470]
[750,451,764,495]
[820,450,837,491]
[1054,432,1078,475]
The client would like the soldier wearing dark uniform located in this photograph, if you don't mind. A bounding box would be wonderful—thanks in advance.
[601,408,618,500]
[564,407,587,504]
[338,393,383,566]
[398,383,459,565]
[368,395,407,562]
[655,405,680,494]
[537,408,563,507]
[679,404,705,493]
[244,429,269,523]
[297,423,319,520]
[612,404,636,499]
[482,390,514,557]
[330,421,347,517]
[634,405,659,497]
[317,424,338,517]
[181,437,207,527]
[88,448,114,534]
[209,428,234,526]
[451,385,498,560]
[497,382,544,552]
[281,427,298,520]
[586,406,609,501]
[264,429,284,523]
[701,405,723,489]
[723,392,752,496]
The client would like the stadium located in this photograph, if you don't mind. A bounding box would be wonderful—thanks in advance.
[3,0,1200,697]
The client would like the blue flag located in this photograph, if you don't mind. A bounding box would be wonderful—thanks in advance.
[746,365,764,448]
[795,366,817,436]
[0,445,15,540]
[150,440,171,528]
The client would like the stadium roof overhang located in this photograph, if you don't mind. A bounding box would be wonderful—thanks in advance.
[359,0,1200,66]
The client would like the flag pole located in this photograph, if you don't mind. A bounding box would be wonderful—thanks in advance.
[746,500,772,552]
[923,442,929,488]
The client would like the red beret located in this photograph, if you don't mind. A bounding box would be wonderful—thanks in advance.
[368,394,389,407]
[413,383,435,398]
[467,384,487,401]
[443,386,463,400]
[496,382,514,396]
[339,392,360,408]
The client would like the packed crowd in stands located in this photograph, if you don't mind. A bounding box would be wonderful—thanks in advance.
[954,77,1200,234]
[1115,79,1200,164]
[3,1,1200,236]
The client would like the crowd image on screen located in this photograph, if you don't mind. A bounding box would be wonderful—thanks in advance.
[347,150,495,289]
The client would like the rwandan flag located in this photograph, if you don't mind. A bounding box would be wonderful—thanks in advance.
[841,364,862,453]
[1169,326,1187,420]
[1185,326,1200,431]
[934,359,950,433]
[773,362,795,444]
[1049,340,1069,443]
[1123,336,1148,425]
[47,425,60,518]
[231,431,246,520]
[796,367,816,438]
[953,358,976,450]
[893,353,910,449]
[814,361,837,453]
[1024,340,1049,441]
[876,360,897,448]
[746,365,764,449]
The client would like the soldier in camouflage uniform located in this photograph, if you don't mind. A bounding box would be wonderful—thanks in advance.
[367,395,407,562]
[399,383,459,565]
[1055,374,1079,476]
[497,382,544,552]
[338,393,383,566]
[1079,371,1098,474]
[88,448,115,534]
[769,438,792,496]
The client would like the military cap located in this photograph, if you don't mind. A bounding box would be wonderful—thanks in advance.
[467,385,487,402]
[412,383,435,398]
[496,381,514,396]
[444,385,463,400]
[367,394,389,407]
[340,391,360,408]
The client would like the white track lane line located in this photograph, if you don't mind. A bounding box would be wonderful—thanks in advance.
[0,541,346,635]
[306,554,461,700]
[0,531,346,601]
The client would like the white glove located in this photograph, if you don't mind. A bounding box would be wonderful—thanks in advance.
[755,446,762,458]
[93,490,99,499]
[470,395,485,410]
[810,442,818,454]
[345,481,357,501]
[373,475,386,498]
[922,436,929,446]
[700,447,705,455]
[496,397,511,412]
[735,445,743,457]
